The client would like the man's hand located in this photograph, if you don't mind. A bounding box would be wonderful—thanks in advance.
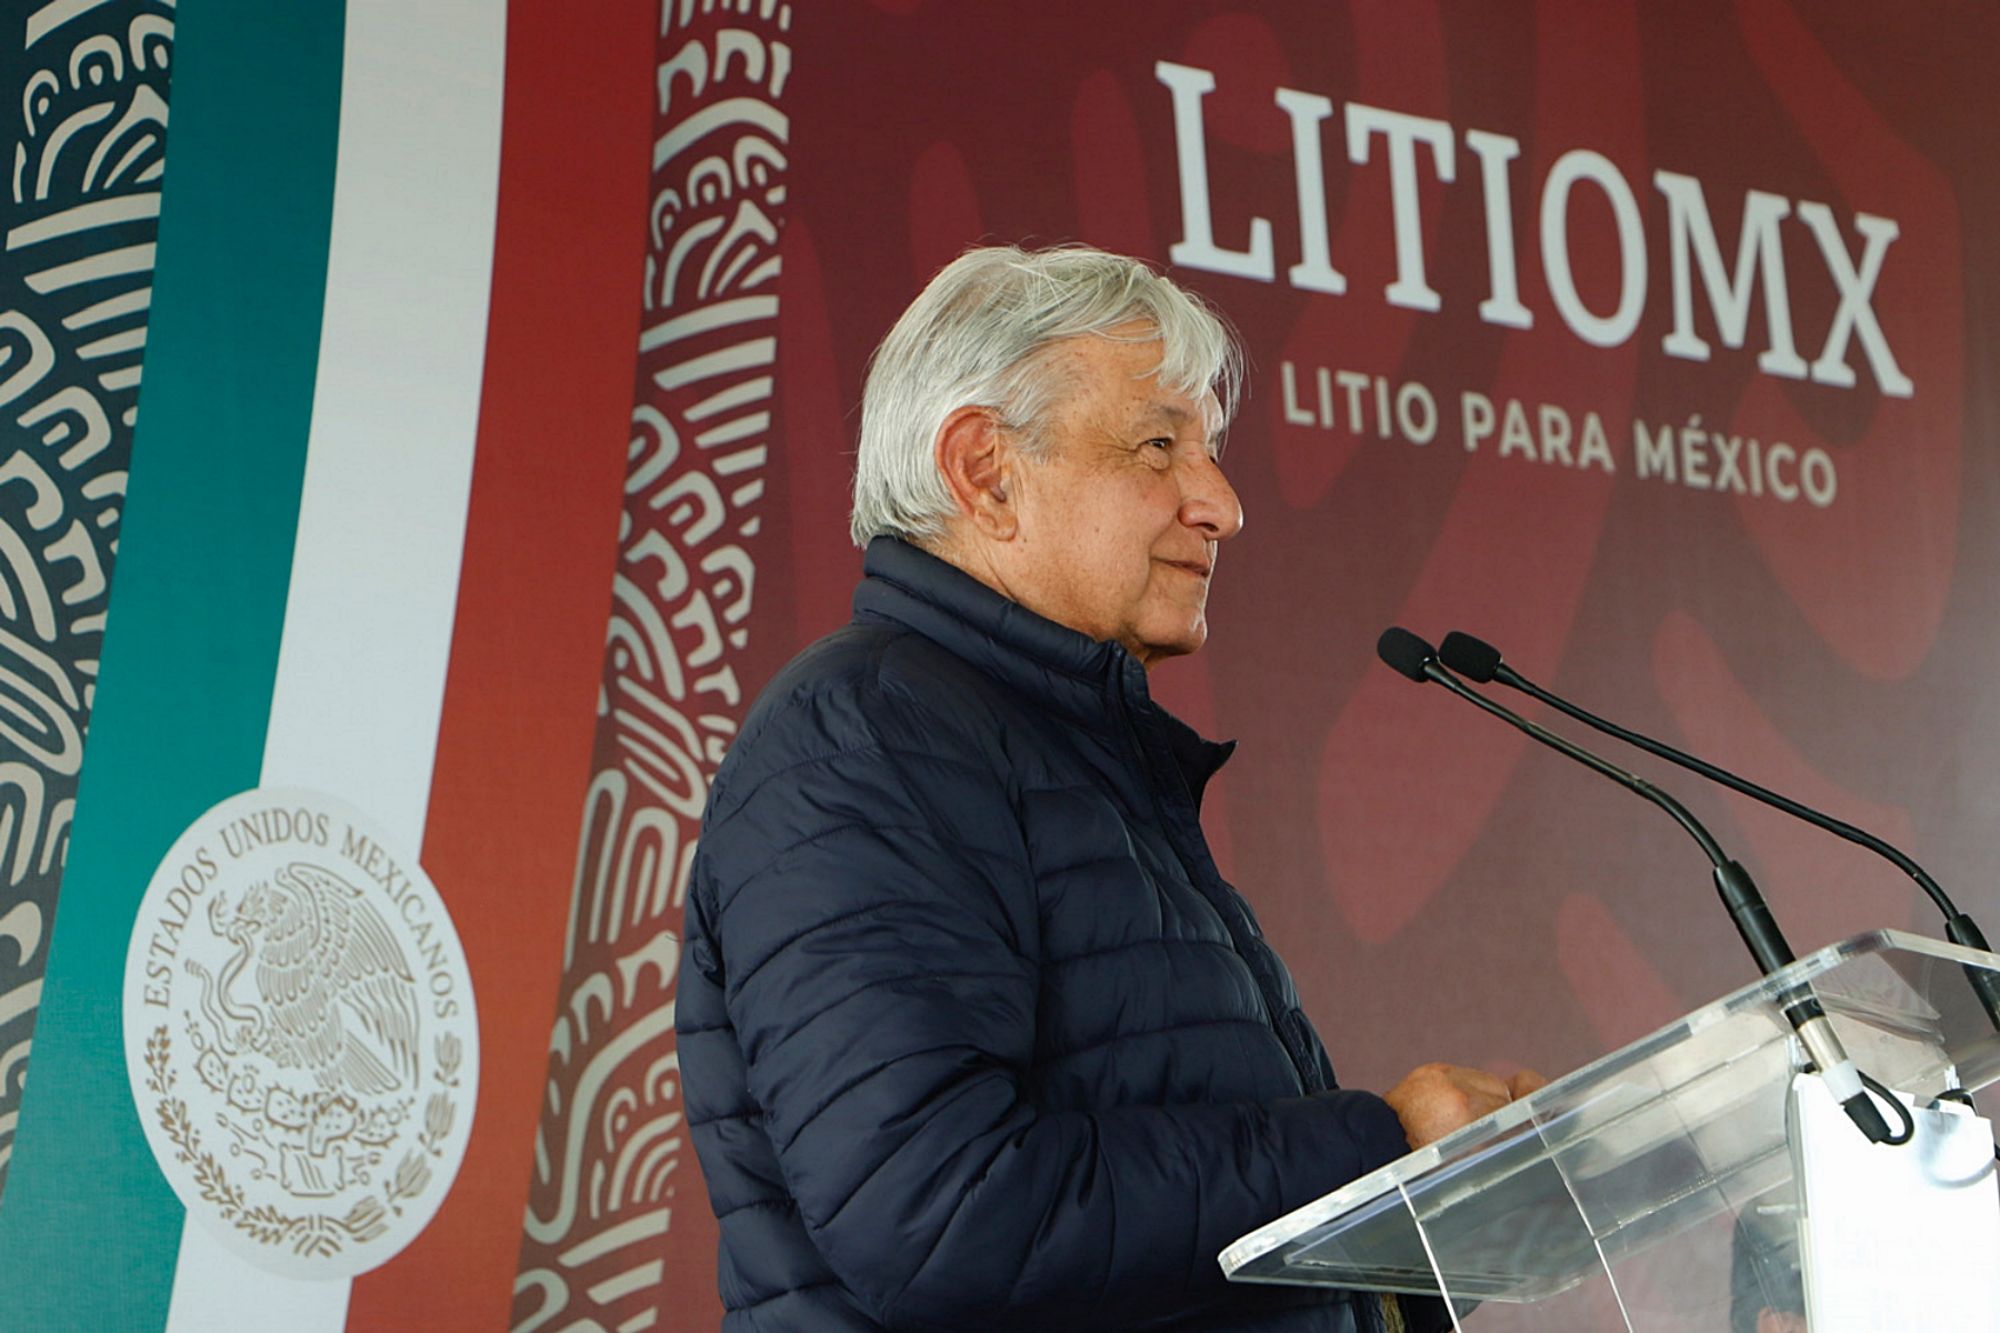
[1383,1063,1548,1149]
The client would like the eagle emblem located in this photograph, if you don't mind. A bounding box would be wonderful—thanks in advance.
[127,789,477,1275]
[188,861,421,1097]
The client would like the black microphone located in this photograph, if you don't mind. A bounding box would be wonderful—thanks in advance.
[1377,627,1894,1143]
[1438,629,2000,1032]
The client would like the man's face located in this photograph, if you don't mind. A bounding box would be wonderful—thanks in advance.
[997,331,1243,667]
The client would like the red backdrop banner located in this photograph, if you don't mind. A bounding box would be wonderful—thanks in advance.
[502,2,2000,1321]
[761,1,1995,1104]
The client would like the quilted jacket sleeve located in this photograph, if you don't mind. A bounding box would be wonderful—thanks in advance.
[692,683,1411,1330]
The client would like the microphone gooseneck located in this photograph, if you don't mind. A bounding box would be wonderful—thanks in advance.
[1438,629,2000,1033]
[1378,629,1726,861]
[1378,627,1894,1143]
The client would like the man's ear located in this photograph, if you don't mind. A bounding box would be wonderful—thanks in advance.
[935,405,1019,539]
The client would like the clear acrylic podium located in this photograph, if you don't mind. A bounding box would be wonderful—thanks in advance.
[1221,931,2000,1330]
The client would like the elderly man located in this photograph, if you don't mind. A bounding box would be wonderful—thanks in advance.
[678,245,1534,1331]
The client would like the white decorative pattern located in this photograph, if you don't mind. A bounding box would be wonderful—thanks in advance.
[0,0,172,1188]
[512,1,791,1328]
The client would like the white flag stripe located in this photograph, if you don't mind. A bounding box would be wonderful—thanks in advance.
[162,0,506,1325]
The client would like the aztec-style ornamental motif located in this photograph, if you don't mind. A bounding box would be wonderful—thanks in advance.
[0,0,172,1191]
[513,0,791,1327]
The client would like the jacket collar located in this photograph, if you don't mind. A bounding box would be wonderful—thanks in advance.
[852,537,1235,802]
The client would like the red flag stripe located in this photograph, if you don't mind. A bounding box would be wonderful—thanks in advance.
[344,0,655,1325]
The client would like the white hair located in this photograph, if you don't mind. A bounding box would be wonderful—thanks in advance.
[849,244,1243,548]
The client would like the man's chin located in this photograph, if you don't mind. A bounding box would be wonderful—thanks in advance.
[1131,623,1209,668]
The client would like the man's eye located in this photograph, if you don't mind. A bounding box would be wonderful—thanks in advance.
[1144,437,1173,450]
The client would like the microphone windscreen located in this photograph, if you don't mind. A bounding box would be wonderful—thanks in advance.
[1439,631,1503,682]
[1376,627,1435,682]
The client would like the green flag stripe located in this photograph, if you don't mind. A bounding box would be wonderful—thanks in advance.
[0,1,345,1325]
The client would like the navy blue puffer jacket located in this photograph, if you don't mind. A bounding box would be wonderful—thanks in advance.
[678,538,1427,1331]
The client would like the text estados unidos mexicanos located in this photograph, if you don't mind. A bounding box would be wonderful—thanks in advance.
[1281,363,1837,507]
[139,805,462,1019]
[1159,61,1913,400]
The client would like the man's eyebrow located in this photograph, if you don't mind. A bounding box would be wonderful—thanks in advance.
[1132,402,1196,432]
[1136,401,1227,454]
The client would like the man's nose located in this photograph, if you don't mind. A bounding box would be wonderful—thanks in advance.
[1180,454,1244,541]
